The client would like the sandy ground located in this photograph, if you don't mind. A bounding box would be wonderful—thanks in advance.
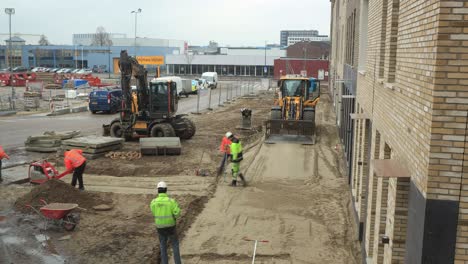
[0,85,361,263]
[179,91,361,264]
[0,89,273,264]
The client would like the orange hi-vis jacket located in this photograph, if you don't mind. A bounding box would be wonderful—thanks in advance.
[64,149,86,172]
[0,146,9,160]
[219,137,232,154]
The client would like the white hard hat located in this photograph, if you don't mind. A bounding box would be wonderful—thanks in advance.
[225,131,233,138]
[157,181,167,189]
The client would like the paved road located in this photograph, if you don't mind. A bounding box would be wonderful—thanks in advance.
[0,81,263,150]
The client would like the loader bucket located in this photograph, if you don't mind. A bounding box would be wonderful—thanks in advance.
[264,119,316,145]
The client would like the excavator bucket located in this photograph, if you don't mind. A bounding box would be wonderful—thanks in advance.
[264,119,316,145]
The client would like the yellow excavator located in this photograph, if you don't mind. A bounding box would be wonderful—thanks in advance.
[265,75,320,144]
[107,50,196,140]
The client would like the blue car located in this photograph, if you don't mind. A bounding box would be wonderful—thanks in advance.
[88,88,122,114]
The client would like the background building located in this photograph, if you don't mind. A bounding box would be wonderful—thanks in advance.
[330,0,468,263]
[72,33,127,45]
[286,41,330,60]
[280,30,329,46]
[166,46,286,77]
[73,33,186,54]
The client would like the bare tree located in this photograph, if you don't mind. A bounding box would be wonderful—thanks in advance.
[38,35,50,45]
[91,26,113,46]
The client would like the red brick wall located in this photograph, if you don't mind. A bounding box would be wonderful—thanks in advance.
[273,59,329,80]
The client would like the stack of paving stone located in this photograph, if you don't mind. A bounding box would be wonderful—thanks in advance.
[140,137,182,156]
[25,131,81,152]
[62,136,124,159]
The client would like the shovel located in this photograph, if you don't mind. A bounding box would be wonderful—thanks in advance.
[242,237,269,264]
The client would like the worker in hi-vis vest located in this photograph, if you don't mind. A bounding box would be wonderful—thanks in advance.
[150,181,182,264]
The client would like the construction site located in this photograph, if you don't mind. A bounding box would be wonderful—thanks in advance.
[0,72,362,263]
[3,0,468,263]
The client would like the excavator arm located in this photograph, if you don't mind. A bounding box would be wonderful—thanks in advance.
[118,50,149,116]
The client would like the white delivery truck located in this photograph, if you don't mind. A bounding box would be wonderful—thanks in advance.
[201,72,218,89]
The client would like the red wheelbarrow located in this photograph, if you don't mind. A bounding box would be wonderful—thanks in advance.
[26,199,80,231]
[28,160,67,184]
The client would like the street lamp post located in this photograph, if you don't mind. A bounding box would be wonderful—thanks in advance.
[74,45,78,69]
[131,8,142,57]
[5,8,15,110]
[81,46,84,69]
[264,41,267,77]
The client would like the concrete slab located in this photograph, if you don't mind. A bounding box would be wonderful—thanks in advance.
[24,146,60,153]
[140,137,181,155]
[47,108,71,116]
[62,136,124,148]
[62,143,122,154]
[71,106,88,113]
[0,111,16,117]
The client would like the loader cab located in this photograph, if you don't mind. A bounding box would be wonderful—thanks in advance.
[308,77,320,102]
[279,78,319,100]
[148,81,178,117]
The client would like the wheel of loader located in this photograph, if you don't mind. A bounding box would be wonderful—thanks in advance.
[150,123,176,137]
[270,110,282,134]
[110,122,124,138]
[303,109,315,135]
[303,109,315,122]
[172,117,196,139]
[271,109,281,120]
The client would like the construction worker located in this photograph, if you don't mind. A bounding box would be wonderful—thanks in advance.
[0,146,10,183]
[63,149,86,191]
[228,133,245,187]
[150,181,182,264]
[217,131,232,175]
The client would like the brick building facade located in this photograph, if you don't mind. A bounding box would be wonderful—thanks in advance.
[330,0,468,263]
[286,41,331,60]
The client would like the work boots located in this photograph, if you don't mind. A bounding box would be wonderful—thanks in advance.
[231,180,237,187]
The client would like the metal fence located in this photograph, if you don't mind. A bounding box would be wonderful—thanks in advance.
[191,79,268,114]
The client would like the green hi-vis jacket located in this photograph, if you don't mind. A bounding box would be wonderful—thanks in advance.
[150,193,181,229]
[230,138,243,162]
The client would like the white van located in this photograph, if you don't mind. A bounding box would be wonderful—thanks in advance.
[152,76,183,98]
[201,72,218,89]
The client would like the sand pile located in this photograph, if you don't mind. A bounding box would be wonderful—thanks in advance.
[15,180,112,212]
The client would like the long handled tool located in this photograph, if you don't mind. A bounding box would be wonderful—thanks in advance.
[243,237,269,264]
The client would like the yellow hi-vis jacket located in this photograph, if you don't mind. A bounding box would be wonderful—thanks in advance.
[150,193,181,229]
[230,137,243,162]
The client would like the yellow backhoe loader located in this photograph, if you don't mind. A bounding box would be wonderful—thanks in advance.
[265,75,320,144]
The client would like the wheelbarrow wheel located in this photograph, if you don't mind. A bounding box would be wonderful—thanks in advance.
[62,214,77,231]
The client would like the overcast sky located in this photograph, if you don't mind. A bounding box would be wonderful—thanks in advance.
[2,0,331,46]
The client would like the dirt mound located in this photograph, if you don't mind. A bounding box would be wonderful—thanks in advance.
[14,180,112,212]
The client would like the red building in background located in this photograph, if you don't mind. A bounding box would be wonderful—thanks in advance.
[273,58,329,81]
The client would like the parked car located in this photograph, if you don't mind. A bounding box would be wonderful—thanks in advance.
[49,68,60,73]
[88,88,122,114]
[12,66,28,72]
[0,67,11,72]
[78,69,92,75]
[71,69,80,74]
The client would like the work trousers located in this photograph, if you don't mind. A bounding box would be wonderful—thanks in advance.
[157,226,182,264]
[218,153,231,173]
[231,161,240,181]
[71,161,86,189]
